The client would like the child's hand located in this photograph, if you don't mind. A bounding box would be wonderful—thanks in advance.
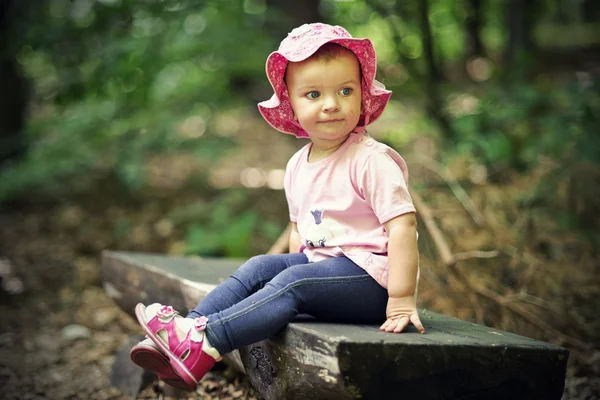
[380,295,425,334]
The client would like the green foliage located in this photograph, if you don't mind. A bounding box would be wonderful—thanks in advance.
[176,190,283,257]
[3,0,599,258]
[185,211,258,257]
[452,76,600,172]
[1,0,278,202]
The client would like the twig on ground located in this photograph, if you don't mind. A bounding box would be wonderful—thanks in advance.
[412,191,486,322]
[508,291,588,330]
[504,291,562,314]
[413,190,589,350]
[411,155,487,228]
[453,250,500,261]
[412,191,454,265]
[460,272,590,351]
[412,191,499,265]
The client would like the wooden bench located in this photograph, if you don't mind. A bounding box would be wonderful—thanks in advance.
[102,251,568,400]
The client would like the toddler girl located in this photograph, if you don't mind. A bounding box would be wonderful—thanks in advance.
[130,22,424,390]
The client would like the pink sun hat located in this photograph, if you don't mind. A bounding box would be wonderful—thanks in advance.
[257,22,392,138]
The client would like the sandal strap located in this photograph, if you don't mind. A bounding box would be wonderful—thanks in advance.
[146,310,210,371]
[172,329,206,369]
[147,315,182,351]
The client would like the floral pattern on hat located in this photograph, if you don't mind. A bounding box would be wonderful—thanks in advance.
[258,23,392,138]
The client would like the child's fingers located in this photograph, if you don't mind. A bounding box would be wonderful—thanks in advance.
[380,318,401,332]
[380,314,425,334]
[392,316,409,333]
[385,319,400,332]
[381,316,409,333]
[379,318,392,331]
[410,314,426,334]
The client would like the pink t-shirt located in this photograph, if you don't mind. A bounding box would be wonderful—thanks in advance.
[284,133,416,289]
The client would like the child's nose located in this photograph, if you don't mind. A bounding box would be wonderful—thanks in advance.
[322,95,340,112]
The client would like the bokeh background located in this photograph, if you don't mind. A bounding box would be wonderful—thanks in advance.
[0,0,598,399]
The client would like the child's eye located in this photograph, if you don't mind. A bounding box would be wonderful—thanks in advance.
[339,87,352,96]
[305,91,320,99]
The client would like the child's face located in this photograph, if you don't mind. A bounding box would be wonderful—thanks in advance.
[286,51,362,143]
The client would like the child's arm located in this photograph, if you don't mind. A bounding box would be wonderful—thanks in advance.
[381,212,425,334]
[289,222,302,253]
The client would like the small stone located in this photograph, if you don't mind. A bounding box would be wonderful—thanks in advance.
[36,334,61,352]
[0,258,12,276]
[61,324,91,341]
[130,225,151,246]
[154,219,174,238]
[56,205,84,229]
[167,241,187,255]
[23,339,35,352]
[2,277,24,294]
[74,257,100,287]
[94,308,117,326]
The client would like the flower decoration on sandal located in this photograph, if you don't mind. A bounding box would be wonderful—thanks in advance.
[194,316,208,331]
[157,305,178,321]
[134,303,217,388]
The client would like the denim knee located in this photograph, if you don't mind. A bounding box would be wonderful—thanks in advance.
[231,253,307,293]
[263,266,311,303]
[231,254,276,292]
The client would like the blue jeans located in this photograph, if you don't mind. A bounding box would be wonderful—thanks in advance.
[187,253,388,355]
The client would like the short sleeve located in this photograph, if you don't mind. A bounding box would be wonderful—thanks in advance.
[284,157,299,222]
[358,150,416,224]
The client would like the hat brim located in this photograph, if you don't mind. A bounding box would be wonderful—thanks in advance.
[258,37,392,138]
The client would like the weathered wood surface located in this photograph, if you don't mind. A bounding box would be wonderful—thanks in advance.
[102,251,568,400]
[110,334,156,398]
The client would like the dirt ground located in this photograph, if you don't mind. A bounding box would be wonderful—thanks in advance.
[0,113,598,398]
[0,112,296,400]
[0,207,263,400]
[0,204,597,400]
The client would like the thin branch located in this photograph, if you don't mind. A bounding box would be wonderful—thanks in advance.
[267,222,290,254]
[412,190,485,322]
[411,155,487,227]
[458,269,590,351]
[503,291,562,314]
[413,190,588,350]
[453,250,500,262]
[507,291,588,329]
[412,190,454,265]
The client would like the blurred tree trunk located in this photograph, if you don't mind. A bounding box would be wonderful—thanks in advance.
[503,0,538,79]
[369,0,455,141]
[417,0,454,141]
[465,0,485,59]
[582,0,600,23]
[239,0,321,100]
[265,0,321,37]
[0,0,29,167]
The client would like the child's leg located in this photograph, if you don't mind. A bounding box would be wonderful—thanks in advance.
[203,257,388,355]
[187,253,308,318]
[131,253,307,385]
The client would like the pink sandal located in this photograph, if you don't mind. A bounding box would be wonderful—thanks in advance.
[134,303,219,389]
[130,338,190,390]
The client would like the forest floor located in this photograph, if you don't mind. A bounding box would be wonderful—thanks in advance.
[0,205,261,400]
[0,108,598,399]
[1,190,598,400]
